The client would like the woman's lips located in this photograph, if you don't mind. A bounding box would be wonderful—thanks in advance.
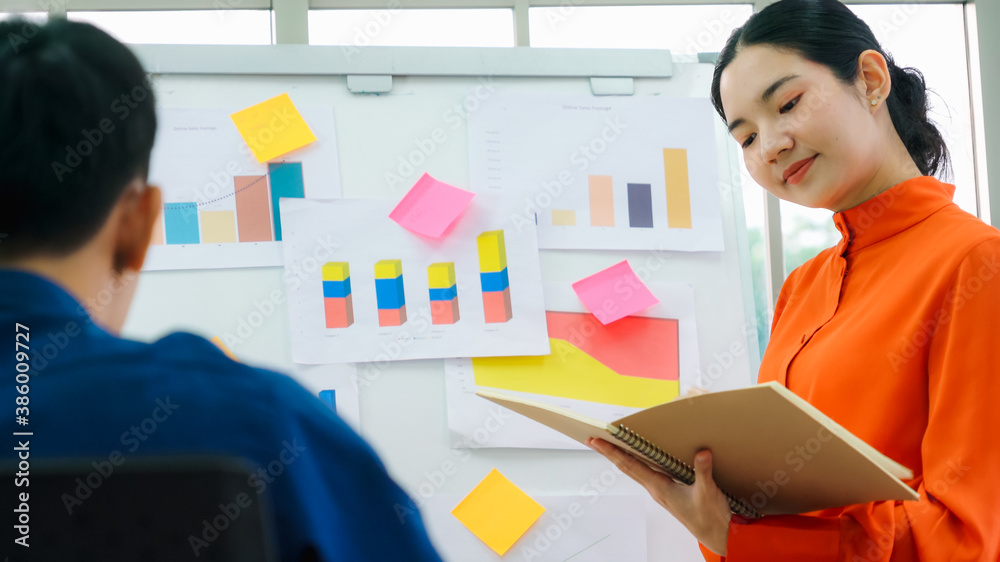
[785,155,817,185]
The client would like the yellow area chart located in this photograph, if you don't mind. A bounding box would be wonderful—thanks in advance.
[472,338,678,409]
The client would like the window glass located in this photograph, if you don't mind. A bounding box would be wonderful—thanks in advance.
[777,4,976,277]
[309,9,514,47]
[0,11,46,22]
[736,150,773,357]
[849,4,976,214]
[529,5,752,53]
[67,10,272,45]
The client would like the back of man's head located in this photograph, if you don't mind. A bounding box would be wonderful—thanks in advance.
[0,18,157,261]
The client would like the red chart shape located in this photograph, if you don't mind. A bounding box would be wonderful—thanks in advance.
[545,311,679,381]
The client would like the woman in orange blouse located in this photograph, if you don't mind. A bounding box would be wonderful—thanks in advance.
[588,0,1000,559]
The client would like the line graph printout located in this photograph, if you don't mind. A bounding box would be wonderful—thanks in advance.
[468,93,723,251]
[281,196,549,364]
[445,283,698,450]
[145,107,341,270]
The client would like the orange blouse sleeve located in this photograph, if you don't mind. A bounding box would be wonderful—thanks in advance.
[700,238,1000,561]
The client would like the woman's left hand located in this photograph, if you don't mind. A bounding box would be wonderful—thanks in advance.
[586,438,732,556]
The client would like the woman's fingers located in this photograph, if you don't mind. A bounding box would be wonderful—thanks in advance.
[676,386,711,400]
[586,438,678,499]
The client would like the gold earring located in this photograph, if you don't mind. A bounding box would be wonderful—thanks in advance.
[871,96,881,106]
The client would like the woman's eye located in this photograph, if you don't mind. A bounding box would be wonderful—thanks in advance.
[780,96,801,114]
[741,133,756,149]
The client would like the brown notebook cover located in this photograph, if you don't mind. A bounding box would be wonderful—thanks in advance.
[477,382,918,518]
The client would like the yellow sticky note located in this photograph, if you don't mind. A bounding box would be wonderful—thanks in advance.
[451,468,545,556]
[230,94,317,163]
[210,336,238,362]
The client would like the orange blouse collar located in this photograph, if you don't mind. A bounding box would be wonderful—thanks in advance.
[832,175,957,255]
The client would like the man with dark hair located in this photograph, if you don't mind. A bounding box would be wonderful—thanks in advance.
[0,18,441,561]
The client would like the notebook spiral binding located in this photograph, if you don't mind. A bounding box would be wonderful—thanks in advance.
[611,424,761,520]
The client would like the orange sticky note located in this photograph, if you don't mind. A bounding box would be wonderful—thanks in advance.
[451,468,545,556]
[230,94,317,163]
[210,336,238,361]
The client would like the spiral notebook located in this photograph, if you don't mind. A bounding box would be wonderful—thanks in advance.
[477,382,918,518]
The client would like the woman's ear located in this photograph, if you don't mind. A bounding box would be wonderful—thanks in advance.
[856,49,892,111]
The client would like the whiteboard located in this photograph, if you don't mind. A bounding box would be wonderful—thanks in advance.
[122,45,760,562]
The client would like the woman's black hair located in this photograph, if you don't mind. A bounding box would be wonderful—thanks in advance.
[0,18,157,260]
[710,0,950,179]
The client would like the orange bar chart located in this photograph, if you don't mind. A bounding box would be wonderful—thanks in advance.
[234,175,272,242]
[663,148,692,229]
[588,175,615,227]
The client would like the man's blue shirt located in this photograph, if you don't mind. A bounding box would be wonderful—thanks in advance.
[1,269,442,561]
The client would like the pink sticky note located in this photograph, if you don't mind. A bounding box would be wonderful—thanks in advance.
[572,260,660,325]
[389,173,475,238]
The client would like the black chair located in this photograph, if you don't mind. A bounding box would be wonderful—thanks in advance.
[3,455,277,562]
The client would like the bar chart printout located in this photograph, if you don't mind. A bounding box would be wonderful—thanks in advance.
[477,230,512,323]
[467,94,723,251]
[145,107,343,271]
[158,165,307,246]
[429,262,461,325]
[269,162,306,241]
[375,260,407,327]
[323,262,354,329]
